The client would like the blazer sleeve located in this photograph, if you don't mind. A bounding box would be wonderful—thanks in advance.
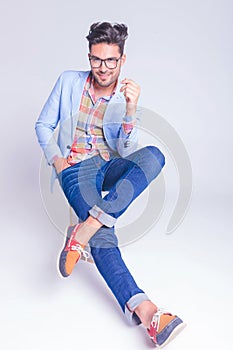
[35,73,64,165]
[116,105,141,157]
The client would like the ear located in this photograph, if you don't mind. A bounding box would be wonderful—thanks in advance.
[121,54,126,66]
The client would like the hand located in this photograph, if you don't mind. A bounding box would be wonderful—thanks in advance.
[53,157,71,174]
[120,78,140,116]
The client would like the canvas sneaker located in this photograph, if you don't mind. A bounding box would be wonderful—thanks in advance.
[58,224,90,277]
[147,309,186,348]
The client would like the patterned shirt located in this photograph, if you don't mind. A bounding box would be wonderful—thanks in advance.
[67,73,134,165]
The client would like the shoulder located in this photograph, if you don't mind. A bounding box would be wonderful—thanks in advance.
[58,70,90,86]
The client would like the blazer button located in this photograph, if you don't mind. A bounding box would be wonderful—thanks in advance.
[67,145,71,149]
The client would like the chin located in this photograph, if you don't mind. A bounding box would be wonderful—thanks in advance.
[100,82,113,87]
[97,79,114,88]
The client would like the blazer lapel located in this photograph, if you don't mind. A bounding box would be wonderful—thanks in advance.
[70,71,90,138]
[71,71,90,116]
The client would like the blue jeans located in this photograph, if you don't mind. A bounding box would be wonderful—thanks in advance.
[58,146,165,322]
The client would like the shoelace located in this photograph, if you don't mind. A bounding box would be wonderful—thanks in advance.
[151,309,164,332]
[66,226,90,261]
[148,308,166,343]
[70,243,90,261]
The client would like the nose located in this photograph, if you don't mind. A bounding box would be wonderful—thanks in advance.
[99,60,107,72]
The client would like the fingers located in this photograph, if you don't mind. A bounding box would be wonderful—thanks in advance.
[54,157,71,174]
[120,78,140,103]
[120,78,139,91]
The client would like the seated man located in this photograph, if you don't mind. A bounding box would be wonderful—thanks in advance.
[35,21,185,348]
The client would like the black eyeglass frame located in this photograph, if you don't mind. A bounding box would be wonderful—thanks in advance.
[89,55,122,69]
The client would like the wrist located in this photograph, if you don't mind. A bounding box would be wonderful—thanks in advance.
[52,155,59,167]
[126,103,137,117]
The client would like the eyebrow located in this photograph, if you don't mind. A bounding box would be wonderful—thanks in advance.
[90,55,119,60]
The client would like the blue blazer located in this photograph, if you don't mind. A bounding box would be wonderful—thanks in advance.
[35,70,140,185]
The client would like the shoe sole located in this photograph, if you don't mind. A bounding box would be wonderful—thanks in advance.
[57,237,70,279]
[156,322,187,348]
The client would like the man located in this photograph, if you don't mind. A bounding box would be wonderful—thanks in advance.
[35,22,185,347]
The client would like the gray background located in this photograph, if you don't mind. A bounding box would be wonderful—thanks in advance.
[0,0,232,349]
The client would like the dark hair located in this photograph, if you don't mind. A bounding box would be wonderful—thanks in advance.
[86,22,128,55]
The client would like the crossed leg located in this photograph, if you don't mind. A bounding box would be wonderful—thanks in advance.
[58,146,164,325]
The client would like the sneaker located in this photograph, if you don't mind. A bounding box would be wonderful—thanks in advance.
[58,224,90,277]
[147,309,186,348]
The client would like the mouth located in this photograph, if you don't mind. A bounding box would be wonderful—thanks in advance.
[97,73,110,80]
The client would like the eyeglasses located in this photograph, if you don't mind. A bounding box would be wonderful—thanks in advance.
[89,55,122,69]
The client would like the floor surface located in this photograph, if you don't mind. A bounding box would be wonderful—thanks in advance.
[1,188,232,350]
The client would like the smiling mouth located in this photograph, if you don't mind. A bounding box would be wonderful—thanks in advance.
[98,73,110,79]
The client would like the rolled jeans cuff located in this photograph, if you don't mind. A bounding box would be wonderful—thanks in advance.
[124,293,150,325]
[89,205,117,227]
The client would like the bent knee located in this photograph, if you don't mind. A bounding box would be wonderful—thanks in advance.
[145,145,165,168]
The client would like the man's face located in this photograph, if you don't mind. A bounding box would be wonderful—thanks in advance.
[89,43,126,89]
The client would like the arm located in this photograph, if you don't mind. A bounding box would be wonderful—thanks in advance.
[117,79,141,156]
[120,78,140,120]
[35,74,63,165]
